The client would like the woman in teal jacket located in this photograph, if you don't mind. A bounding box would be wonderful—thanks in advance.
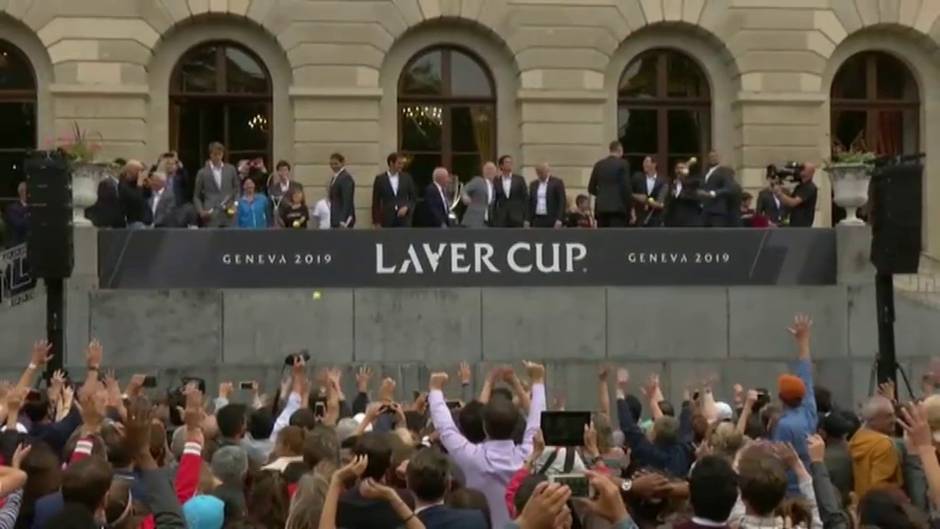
[236,178,270,228]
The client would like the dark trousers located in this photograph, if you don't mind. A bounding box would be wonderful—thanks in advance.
[596,211,628,227]
[531,216,556,228]
[704,213,729,227]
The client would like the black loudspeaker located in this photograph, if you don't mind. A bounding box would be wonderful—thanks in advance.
[26,153,74,278]
[870,161,922,275]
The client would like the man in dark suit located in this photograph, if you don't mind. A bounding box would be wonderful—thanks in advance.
[697,150,736,227]
[371,152,417,228]
[664,160,703,227]
[267,160,304,226]
[158,151,190,205]
[408,448,487,529]
[527,163,567,228]
[424,167,452,228]
[118,160,148,229]
[88,167,125,228]
[492,154,528,227]
[146,171,176,227]
[328,152,356,228]
[631,156,667,227]
[337,433,416,529]
[588,141,631,227]
[756,174,787,225]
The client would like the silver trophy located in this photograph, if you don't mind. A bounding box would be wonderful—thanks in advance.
[447,180,463,225]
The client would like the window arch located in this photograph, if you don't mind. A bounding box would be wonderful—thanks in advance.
[617,48,711,176]
[169,41,272,176]
[830,51,919,156]
[397,46,496,191]
[0,39,36,202]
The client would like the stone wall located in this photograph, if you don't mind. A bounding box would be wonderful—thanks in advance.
[1,1,939,256]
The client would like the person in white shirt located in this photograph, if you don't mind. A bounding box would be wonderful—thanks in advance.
[313,197,331,229]
[526,163,567,228]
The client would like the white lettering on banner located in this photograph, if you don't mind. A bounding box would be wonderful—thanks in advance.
[625,252,730,264]
[222,253,332,266]
[375,242,587,274]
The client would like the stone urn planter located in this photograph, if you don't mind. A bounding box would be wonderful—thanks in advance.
[71,162,111,226]
[828,162,872,226]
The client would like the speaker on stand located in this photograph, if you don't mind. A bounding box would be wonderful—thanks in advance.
[25,151,73,378]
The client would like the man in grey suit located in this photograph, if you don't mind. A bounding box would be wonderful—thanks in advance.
[460,161,497,228]
[193,142,240,227]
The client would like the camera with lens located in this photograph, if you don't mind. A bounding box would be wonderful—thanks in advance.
[766,161,804,183]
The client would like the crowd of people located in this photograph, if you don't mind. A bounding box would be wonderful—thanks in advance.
[1,314,939,529]
[0,139,821,243]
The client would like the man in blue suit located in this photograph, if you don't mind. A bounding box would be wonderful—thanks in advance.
[424,167,453,228]
[408,448,487,529]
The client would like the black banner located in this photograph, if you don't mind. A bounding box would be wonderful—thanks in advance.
[98,228,836,288]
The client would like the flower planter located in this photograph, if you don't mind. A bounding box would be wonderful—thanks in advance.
[72,162,111,226]
[827,162,872,226]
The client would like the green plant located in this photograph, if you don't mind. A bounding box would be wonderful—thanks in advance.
[825,150,876,170]
[56,123,102,163]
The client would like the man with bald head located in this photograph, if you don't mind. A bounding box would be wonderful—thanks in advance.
[774,162,818,227]
[424,166,452,228]
[460,161,496,228]
[527,163,567,228]
[849,394,902,497]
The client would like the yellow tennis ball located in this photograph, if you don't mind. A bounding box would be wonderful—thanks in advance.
[313,291,322,300]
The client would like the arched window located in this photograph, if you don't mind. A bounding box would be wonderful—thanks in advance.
[831,51,919,156]
[169,41,272,175]
[0,40,36,201]
[617,48,710,176]
[398,46,496,190]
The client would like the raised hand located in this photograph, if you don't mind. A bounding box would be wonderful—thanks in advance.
[788,313,813,356]
[378,377,396,403]
[429,372,449,391]
[218,381,234,400]
[86,339,103,369]
[516,482,572,529]
[584,423,600,459]
[899,402,932,450]
[616,368,630,389]
[356,366,373,393]
[30,340,53,368]
[806,434,826,464]
[523,360,545,384]
[458,361,472,386]
[333,454,368,486]
[10,443,31,469]
[598,364,609,381]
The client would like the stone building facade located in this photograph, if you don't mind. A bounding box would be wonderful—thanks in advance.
[0,0,937,256]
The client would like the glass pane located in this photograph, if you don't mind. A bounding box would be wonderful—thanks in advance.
[0,102,35,149]
[619,53,658,98]
[450,106,494,154]
[873,110,918,156]
[0,151,26,200]
[405,152,440,192]
[667,52,707,98]
[178,45,218,93]
[0,42,34,90]
[225,46,268,94]
[400,104,443,151]
[228,103,270,152]
[832,110,867,153]
[667,109,708,154]
[452,154,482,184]
[176,101,225,171]
[401,50,443,96]
[831,54,866,99]
[876,53,917,101]
[617,107,657,154]
[450,51,492,97]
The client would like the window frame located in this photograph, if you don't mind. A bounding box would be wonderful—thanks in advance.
[397,45,497,185]
[616,48,712,175]
[168,41,273,169]
[830,51,920,155]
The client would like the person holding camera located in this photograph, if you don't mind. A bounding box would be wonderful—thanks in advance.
[774,163,818,227]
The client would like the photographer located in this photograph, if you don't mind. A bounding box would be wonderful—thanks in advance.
[774,162,817,227]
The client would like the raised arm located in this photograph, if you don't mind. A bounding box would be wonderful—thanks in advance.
[597,365,611,419]
[788,314,817,421]
[428,372,480,466]
[643,374,664,420]
[458,361,473,404]
[15,340,52,392]
[901,403,940,511]
[520,361,546,455]
[736,390,757,435]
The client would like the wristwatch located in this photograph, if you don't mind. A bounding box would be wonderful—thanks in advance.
[620,479,633,493]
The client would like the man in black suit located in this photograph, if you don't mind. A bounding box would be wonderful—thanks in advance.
[664,160,703,227]
[756,174,787,225]
[337,433,416,529]
[588,141,631,227]
[371,152,416,228]
[408,448,487,529]
[424,167,452,228]
[88,167,125,228]
[631,156,667,227]
[328,152,356,228]
[527,163,567,228]
[492,154,528,227]
[118,160,148,229]
[697,150,736,227]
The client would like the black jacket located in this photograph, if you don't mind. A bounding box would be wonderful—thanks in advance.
[89,177,125,228]
[119,179,149,225]
[492,174,528,227]
[424,183,450,228]
[371,172,416,227]
[337,487,415,529]
[528,177,567,224]
[632,172,668,226]
[663,180,703,227]
[588,155,631,214]
[699,165,735,216]
[419,505,488,529]
[330,169,356,228]
[756,188,786,224]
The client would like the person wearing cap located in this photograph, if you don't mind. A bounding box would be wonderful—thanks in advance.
[770,314,817,493]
